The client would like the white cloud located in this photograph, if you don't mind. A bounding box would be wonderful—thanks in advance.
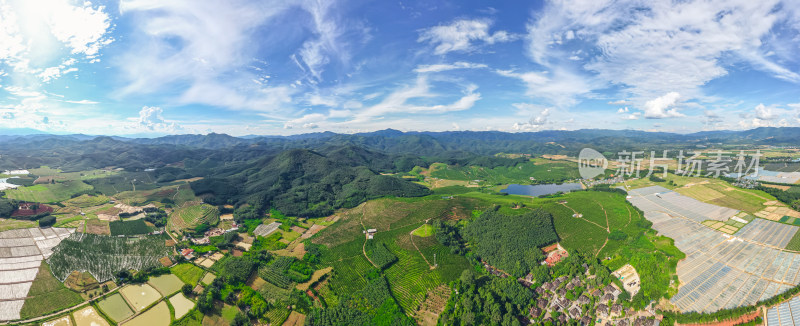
[754,103,776,120]
[527,0,800,103]
[64,99,98,105]
[355,77,480,119]
[643,92,684,119]
[118,0,298,112]
[511,104,551,130]
[418,19,516,55]
[414,61,488,73]
[293,0,360,81]
[136,106,179,131]
[496,68,594,108]
[609,100,631,105]
[617,107,628,113]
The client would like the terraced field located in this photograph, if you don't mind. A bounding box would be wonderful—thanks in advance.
[168,203,219,230]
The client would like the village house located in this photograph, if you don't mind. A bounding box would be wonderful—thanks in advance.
[602,293,615,302]
[568,306,582,319]
[529,307,542,319]
[592,288,603,297]
[597,304,609,317]
[181,248,195,260]
[581,316,592,326]
[537,298,549,309]
[577,294,590,305]
[611,303,623,316]
[617,319,630,326]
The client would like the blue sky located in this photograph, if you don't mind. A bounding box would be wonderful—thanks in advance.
[1,0,800,136]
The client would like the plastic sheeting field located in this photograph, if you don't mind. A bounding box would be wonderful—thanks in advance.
[735,218,799,248]
[0,227,74,321]
[628,186,800,313]
[766,295,800,326]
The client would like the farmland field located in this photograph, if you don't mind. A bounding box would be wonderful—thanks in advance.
[120,301,169,326]
[148,274,184,296]
[19,262,84,319]
[72,306,109,326]
[201,273,216,286]
[169,293,194,319]
[48,233,173,282]
[97,293,135,322]
[4,180,93,203]
[168,203,219,230]
[411,224,434,237]
[119,283,161,312]
[109,219,152,236]
[171,264,204,286]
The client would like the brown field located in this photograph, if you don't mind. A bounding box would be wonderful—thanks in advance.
[296,267,332,291]
[64,271,99,292]
[282,311,306,326]
[414,285,451,326]
[272,242,306,259]
[764,184,791,191]
[85,219,110,235]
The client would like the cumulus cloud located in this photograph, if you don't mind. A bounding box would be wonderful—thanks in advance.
[137,106,178,131]
[643,92,684,119]
[754,103,776,120]
[418,19,516,55]
[511,104,551,131]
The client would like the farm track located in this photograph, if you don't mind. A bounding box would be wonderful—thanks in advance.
[360,204,379,269]
[409,220,434,269]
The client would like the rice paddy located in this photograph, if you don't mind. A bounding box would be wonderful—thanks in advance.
[120,301,169,326]
[169,293,195,319]
[97,293,135,322]
[119,284,161,312]
[171,263,204,286]
[147,274,184,296]
[72,306,109,326]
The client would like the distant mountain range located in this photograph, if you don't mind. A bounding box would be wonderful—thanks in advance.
[1,127,800,154]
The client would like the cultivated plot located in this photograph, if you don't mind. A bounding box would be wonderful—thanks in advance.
[0,227,74,321]
[72,306,110,326]
[628,186,800,313]
[120,301,169,326]
[119,284,161,312]
[147,274,183,296]
[97,293,134,322]
[169,293,194,319]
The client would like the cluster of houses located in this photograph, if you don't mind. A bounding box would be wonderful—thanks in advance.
[187,224,240,245]
[527,274,660,326]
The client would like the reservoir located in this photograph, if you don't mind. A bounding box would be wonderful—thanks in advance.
[500,183,582,197]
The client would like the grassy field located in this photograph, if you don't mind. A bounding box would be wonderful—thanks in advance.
[674,179,774,214]
[19,262,84,319]
[168,203,219,230]
[5,180,93,203]
[412,224,435,237]
[110,219,152,236]
[171,263,205,286]
[428,159,580,185]
[0,218,36,231]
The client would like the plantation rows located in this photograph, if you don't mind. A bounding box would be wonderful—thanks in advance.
[47,233,172,282]
[169,203,218,230]
[365,242,397,270]
[328,255,372,295]
[259,267,291,289]
[384,242,443,311]
[258,256,296,288]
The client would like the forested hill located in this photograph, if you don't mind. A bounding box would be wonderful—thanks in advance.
[189,148,431,217]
